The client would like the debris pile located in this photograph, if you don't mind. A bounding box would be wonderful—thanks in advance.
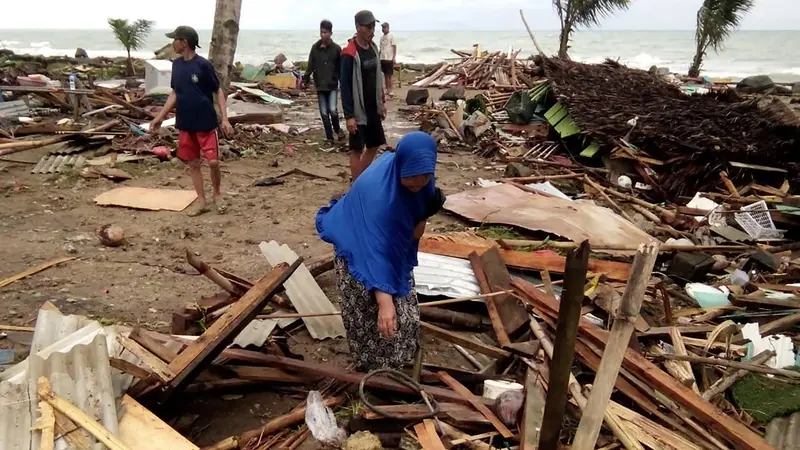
[413,49,541,90]
[544,58,800,198]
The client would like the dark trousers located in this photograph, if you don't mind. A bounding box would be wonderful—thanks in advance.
[317,90,341,140]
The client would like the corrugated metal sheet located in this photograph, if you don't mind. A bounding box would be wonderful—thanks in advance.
[30,308,92,355]
[0,99,31,119]
[0,380,31,450]
[766,412,800,450]
[28,334,119,450]
[414,252,480,298]
[259,241,345,340]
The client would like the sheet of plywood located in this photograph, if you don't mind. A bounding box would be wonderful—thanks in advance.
[259,241,345,340]
[118,395,199,450]
[94,187,197,211]
[444,183,656,252]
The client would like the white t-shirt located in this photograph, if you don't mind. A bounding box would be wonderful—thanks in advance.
[380,33,396,61]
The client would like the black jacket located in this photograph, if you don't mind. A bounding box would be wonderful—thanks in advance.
[302,40,342,92]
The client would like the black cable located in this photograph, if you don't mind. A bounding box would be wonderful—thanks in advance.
[359,368,440,420]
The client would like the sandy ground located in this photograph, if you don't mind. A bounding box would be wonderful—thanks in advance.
[0,83,501,445]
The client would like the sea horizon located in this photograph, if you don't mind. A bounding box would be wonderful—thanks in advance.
[2,28,799,82]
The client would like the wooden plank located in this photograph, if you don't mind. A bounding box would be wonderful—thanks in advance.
[116,334,175,383]
[362,403,488,424]
[31,401,56,450]
[479,247,528,334]
[223,350,481,406]
[414,420,447,450]
[238,395,347,445]
[512,277,776,450]
[118,395,199,450]
[436,371,514,439]
[521,367,546,450]
[0,257,75,289]
[538,241,589,450]
[53,410,93,449]
[420,321,511,360]
[469,251,511,347]
[572,242,658,450]
[731,295,800,309]
[225,366,317,384]
[109,357,151,380]
[419,238,631,281]
[130,326,178,363]
[166,261,300,392]
[37,377,133,450]
[637,325,717,337]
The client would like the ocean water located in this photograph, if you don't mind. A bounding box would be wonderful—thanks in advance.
[1,29,799,82]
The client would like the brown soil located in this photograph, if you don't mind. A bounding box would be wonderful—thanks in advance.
[0,84,497,446]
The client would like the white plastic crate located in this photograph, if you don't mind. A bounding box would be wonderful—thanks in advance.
[144,60,173,95]
[734,200,785,240]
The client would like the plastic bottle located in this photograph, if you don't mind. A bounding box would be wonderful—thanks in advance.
[68,74,76,91]
[730,269,750,286]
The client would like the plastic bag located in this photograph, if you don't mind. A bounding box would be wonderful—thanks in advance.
[305,391,346,446]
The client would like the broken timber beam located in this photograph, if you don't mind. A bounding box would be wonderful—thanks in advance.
[512,279,776,450]
[165,260,301,394]
[520,367,546,450]
[572,242,659,450]
[474,247,528,335]
[436,371,514,438]
[470,251,511,346]
[223,350,484,406]
[538,241,589,450]
[420,321,511,360]
[419,238,631,281]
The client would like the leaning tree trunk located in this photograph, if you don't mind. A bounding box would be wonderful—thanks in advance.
[688,41,706,77]
[208,0,242,93]
[558,23,572,59]
[126,49,134,77]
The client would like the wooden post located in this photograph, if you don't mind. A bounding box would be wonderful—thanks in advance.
[537,241,589,450]
[572,242,659,450]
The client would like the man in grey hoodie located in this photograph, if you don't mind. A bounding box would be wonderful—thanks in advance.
[340,10,386,181]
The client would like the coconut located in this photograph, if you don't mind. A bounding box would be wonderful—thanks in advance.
[96,224,125,247]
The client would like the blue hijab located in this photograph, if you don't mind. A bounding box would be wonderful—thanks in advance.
[316,131,438,296]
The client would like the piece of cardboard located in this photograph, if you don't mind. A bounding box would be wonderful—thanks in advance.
[94,187,197,211]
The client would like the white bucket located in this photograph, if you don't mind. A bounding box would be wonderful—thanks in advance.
[483,379,524,400]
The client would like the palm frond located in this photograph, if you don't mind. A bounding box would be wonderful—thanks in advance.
[696,0,754,53]
[571,0,632,27]
[107,18,154,52]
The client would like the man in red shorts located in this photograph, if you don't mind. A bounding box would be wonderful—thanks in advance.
[150,26,233,216]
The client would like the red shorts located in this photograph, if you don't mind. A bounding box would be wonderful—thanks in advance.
[177,130,219,162]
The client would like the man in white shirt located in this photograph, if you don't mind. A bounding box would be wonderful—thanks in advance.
[379,22,397,97]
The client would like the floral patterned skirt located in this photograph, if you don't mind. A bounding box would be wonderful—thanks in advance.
[334,257,420,372]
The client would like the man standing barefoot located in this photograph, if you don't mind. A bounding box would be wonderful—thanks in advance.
[341,10,386,181]
[150,26,233,216]
[380,22,397,97]
[302,20,345,146]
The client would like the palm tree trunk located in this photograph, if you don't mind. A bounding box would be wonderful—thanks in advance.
[126,49,134,77]
[558,22,572,59]
[688,40,706,78]
[209,0,242,93]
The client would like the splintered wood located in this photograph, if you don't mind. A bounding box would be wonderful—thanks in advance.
[413,48,538,90]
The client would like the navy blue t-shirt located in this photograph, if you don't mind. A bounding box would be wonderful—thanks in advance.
[171,55,220,132]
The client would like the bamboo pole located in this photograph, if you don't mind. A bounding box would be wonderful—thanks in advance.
[702,350,774,400]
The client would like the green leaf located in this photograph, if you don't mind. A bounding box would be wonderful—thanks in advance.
[107,18,154,52]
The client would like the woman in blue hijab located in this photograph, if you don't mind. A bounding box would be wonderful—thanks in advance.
[316,131,445,371]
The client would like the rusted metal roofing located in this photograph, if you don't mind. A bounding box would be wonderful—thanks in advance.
[766,412,800,450]
[415,252,480,298]
[260,241,345,340]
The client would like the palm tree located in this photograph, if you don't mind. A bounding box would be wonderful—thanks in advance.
[552,0,631,59]
[108,18,155,76]
[688,0,753,77]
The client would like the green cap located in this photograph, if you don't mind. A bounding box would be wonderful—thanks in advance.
[166,26,200,48]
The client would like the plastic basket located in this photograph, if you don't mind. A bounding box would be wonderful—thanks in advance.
[734,200,785,240]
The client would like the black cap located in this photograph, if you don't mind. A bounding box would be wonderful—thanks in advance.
[354,10,379,26]
[166,26,200,48]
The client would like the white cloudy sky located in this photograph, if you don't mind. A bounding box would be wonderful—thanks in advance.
[3,0,798,30]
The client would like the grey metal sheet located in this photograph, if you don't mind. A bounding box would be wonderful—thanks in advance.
[259,241,345,340]
[414,252,480,298]
[0,380,31,450]
[0,100,31,119]
[233,310,297,348]
[28,334,118,450]
[767,411,800,450]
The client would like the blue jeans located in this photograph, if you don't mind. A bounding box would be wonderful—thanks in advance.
[317,90,342,140]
